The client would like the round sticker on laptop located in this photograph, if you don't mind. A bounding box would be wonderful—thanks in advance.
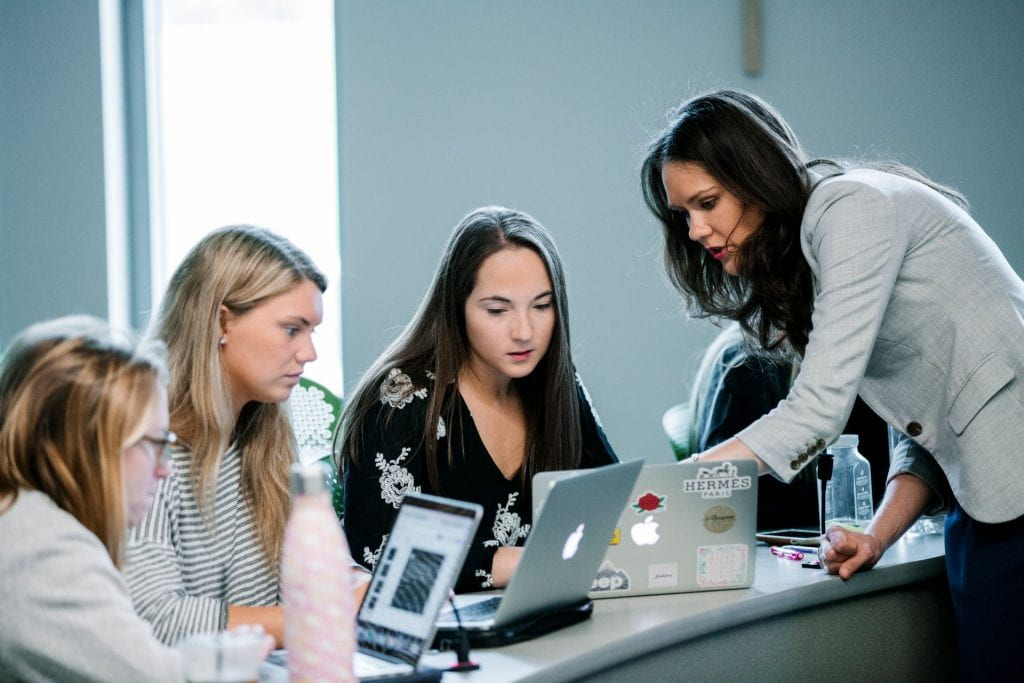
[702,504,736,533]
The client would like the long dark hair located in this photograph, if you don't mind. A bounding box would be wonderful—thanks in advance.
[641,89,966,355]
[337,206,581,490]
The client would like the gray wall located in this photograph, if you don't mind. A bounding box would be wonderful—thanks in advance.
[336,0,1024,463]
[2,2,1022,466]
[0,0,111,346]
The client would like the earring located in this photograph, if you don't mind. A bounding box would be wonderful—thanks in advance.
[219,336,227,346]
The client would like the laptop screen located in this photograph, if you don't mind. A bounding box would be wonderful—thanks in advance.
[357,494,481,664]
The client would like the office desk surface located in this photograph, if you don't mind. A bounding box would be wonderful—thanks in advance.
[422,534,949,682]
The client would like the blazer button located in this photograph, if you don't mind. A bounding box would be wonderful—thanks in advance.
[790,461,801,471]
[906,421,923,437]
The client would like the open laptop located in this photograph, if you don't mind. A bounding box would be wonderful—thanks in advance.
[354,492,482,680]
[533,460,758,599]
[434,460,642,646]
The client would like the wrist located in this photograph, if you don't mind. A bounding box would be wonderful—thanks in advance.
[863,521,898,557]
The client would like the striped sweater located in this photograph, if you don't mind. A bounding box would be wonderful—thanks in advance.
[124,446,279,645]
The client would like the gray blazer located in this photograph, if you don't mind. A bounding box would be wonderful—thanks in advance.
[739,169,1024,524]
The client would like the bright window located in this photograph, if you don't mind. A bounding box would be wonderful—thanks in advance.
[151,0,342,392]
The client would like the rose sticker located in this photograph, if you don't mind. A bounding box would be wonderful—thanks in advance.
[632,491,666,514]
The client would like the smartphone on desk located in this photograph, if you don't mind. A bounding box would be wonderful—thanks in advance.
[756,528,822,546]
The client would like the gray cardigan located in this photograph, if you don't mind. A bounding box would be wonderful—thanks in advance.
[739,169,1024,524]
[0,490,182,682]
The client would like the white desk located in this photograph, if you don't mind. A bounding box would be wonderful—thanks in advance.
[422,534,951,681]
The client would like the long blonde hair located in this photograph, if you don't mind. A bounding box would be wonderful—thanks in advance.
[151,225,326,565]
[0,315,166,566]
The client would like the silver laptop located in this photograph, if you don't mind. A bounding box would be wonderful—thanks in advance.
[354,492,482,680]
[533,460,758,599]
[436,460,642,636]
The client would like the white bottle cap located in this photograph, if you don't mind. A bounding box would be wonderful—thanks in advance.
[828,434,859,450]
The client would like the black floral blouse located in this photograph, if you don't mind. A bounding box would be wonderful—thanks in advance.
[342,368,618,592]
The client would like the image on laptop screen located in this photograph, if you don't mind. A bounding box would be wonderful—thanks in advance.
[358,494,482,665]
[391,548,444,614]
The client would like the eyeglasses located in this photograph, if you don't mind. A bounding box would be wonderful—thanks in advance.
[137,431,178,469]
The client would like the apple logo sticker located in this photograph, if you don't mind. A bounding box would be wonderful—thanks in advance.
[562,523,585,559]
[630,515,660,545]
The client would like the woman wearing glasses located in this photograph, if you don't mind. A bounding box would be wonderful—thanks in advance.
[125,225,347,648]
[0,316,182,680]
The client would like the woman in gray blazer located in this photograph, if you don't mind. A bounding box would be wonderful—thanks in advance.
[642,89,1023,680]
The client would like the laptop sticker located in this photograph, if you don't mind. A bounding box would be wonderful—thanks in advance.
[631,491,666,514]
[696,544,748,587]
[592,560,631,592]
[610,528,621,546]
[649,562,679,588]
[630,515,660,545]
[702,504,737,533]
[682,461,753,499]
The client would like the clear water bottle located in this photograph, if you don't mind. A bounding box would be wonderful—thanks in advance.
[820,434,873,531]
[281,461,356,682]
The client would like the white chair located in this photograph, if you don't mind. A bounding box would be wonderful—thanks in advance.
[662,402,692,461]
[287,377,344,516]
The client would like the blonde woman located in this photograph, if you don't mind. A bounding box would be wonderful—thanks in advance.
[0,316,181,680]
[125,225,347,647]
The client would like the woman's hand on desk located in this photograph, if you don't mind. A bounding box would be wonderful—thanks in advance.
[351,565,372,605]
[821,473,933,579]
[227,605,284,648]
[820,527,883,579]
[491,547,523,587]
[821,474,934,579]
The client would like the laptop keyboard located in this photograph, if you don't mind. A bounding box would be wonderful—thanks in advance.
[452,596,502,620]
[353,651,412,678]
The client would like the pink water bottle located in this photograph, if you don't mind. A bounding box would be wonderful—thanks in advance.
[282,461,356,682]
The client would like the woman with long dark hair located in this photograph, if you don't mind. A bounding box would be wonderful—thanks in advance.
[338,206,617,592]
[642,89,1024,679]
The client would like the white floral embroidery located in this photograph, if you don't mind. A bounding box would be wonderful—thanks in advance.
[575,372,603,428]
[437,416,446,440]
[475,569,494,589]
[483,492,531,548]
[375,447,420,508]
[425,370,436,380]
[380,368,428,409]
[363,534,388,569]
